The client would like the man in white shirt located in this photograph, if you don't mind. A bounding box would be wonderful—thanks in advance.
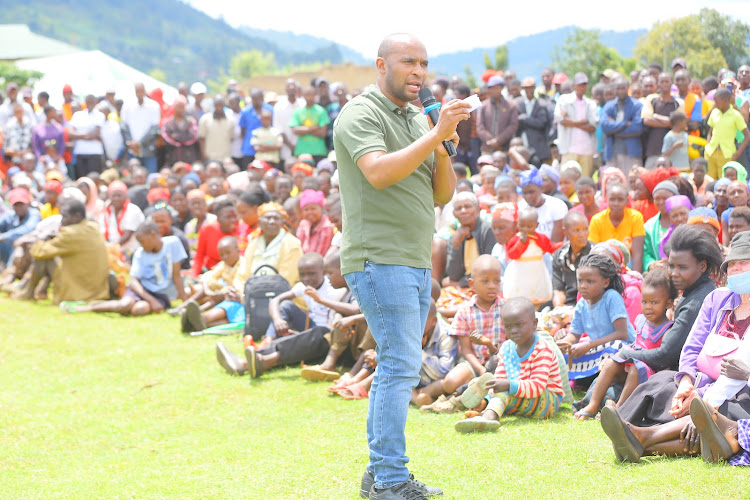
[273,79,306,162]
[554,73,599,177]
[121,83,161,173]
[69,95,105,178]
[0,82,36,128]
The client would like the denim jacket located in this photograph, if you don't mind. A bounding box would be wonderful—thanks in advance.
[600,97,643,161]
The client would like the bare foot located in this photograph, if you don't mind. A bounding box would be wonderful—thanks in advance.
[415,392,434,408]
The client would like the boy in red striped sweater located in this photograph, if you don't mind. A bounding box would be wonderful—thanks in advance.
[455,297,564,433]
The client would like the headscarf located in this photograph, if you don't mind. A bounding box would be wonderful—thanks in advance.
[299,189,325,208]
[148,173,167,187]
[61,187,87,205]
[593,241,627,273]
[181,172,201,187]
[520,167,543,187]
[316,159,335,174]
[687,207,721,233]
[147,187,171,205]
[491,202,518,222]
[640,167,680,194]
[258,202,288,220]
[722,161,747,183]
[600,167,627,197]
[539,164,559,185]
[561,160,582,175]
[494,175,511,191]
[77,177,104,219]
[664,195,693,214]
[290,162,314,176]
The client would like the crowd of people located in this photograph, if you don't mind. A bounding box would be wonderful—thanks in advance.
[2,55,750,473]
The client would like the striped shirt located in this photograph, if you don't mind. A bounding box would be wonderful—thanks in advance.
[451,295,505,363]
[495,335,564,398]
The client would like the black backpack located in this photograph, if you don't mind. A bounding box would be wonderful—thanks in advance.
[243,264,290,341]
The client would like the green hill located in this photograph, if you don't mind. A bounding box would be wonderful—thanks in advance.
[2,0,352,84]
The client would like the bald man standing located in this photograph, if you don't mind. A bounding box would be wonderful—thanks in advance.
[334,33,470,499]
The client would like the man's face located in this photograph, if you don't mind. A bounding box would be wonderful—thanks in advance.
[379,39,428,105]
[135,85,145,101]
[453,199,479,227]
[642,77,656,96]
[63,90,73,102]
[13,105,23,121]
[675,71,689,93]
[615,82,629,101]
[251,92,263,108]
[302,88,316,105]
[739,66,750,87]
[541,70,553,86]
[523,86,535,100]
[173,101,185,115]
[575,83,588,98]
[213,97,225,112]
[488,85,503,99]
[60,206,79,227]
[286,82,297,99]
[13,202,29,219]
[85,96,97,110]
[7,88,17,101]
[658,74,672,94]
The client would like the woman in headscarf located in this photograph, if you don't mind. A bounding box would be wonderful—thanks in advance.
[631,166,680,223]
[518,166,568,242]
[597,166,628,210]
[239,202,303,288]
[98,180,145,255]
[722,161,747,183]
[539,163,571,208]
[643,180,680,272]
[76,176,105,220]
[657,195,694,262]
[490,202,517,277]
[721,180,750,246]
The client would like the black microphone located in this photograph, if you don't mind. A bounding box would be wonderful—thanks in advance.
[418,87,457,157]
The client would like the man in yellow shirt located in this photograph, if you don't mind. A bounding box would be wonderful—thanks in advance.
[588,184,645,272]
[705,87,750,179]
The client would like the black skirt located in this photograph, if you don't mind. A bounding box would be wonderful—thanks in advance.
[619,370,750,426]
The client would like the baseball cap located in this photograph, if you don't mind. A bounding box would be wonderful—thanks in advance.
[601,69,617,80]
[552,72,569,85]
[6,82,18,91]
[573,72,589,85]
[249,159,271,171]
[671,57,687,69]
[62,84,72,93]
[521,77,536,88]
[487,75,505,88]
[43,179,63,194]
[190,82,207,95]
[21,87,32,98]
[45,169,64,182]
[297,153,315,166]
[8,188,31,205]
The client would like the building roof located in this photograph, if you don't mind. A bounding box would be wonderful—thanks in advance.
[0,24,79,61]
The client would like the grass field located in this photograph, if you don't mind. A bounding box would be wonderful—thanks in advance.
[2,298,749,499]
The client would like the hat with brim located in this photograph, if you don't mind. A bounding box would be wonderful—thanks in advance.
[722,231,750,273]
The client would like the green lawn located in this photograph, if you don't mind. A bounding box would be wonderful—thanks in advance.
[1,298,749,499]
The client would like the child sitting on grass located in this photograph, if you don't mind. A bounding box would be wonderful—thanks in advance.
[503,206,560,307]
[574,267,676,420]
[180,236,246,333]
[556,253,635,382]
[64,221,187,316]
[454,297,564,433]
[417,255,504,412]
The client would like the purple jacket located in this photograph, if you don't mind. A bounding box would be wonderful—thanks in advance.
[676,287,738,392]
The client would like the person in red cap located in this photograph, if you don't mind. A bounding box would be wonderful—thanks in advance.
[297,188,334,256]
[40,179,63,219]
[289,161,314,196]
[61,84,83,124]
[147,187,171,206]
[0,188,41,264]
[631,166,681,223]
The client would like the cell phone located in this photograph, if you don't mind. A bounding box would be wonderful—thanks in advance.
[727,83,734,93]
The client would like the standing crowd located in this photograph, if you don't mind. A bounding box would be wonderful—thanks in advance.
[2,56,750,472]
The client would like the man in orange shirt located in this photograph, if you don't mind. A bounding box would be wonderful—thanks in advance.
[588,184,644,272]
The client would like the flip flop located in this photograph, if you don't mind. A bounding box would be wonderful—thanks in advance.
[455,416,501,434]
[301,366,340,382]
[59,301,86,313]
[690,397,734,463]
[461,372,494,409]
[574,410,598,421]
[338,384,368,400]
[600,405,643,463]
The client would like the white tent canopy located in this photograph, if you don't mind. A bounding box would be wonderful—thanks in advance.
[15,50,178,108]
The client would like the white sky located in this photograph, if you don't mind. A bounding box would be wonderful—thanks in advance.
[187,0,750,58]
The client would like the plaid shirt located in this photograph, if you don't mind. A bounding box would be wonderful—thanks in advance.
[450,295,505,363]
[4,116,33,151]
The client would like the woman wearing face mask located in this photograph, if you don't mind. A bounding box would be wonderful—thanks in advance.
[602,228,750,463]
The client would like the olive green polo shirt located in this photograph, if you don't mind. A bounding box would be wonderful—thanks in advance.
[333,84,436,275]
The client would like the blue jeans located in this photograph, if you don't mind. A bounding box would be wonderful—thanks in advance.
[265,300,312,340]
[128,153,158,174]
[345,262,431,489]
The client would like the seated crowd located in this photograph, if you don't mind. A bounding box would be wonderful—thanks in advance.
[3,60,750,467]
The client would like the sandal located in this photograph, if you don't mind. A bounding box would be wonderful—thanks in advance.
[574,410,598,421]
[301,365,340,382]
[461,372,494,409]
[59,301,86,313]
[337,384,369,400]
